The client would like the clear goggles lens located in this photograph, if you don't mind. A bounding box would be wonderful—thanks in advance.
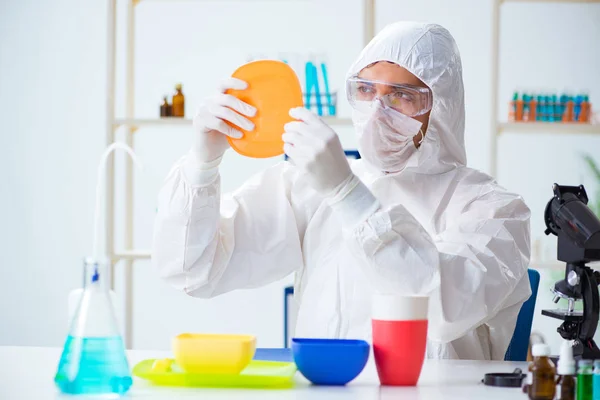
[346,77,433,117]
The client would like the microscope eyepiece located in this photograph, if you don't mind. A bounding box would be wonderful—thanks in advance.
[544,184,600,251]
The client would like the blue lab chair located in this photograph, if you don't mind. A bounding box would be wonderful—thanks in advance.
[284,269,541,357]
[504,269,541,361]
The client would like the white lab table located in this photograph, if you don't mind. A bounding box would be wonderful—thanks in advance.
[0,346,529,399]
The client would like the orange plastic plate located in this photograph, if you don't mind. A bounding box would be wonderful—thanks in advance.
[226,60,303,158]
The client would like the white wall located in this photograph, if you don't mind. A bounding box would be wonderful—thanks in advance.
[0,0,107,345]
[1,0,599,355]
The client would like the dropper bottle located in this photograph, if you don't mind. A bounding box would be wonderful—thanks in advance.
[528,343,556,400]
[556,340,576,400]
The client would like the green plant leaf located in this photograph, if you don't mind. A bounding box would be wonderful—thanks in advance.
[582,154,600,181]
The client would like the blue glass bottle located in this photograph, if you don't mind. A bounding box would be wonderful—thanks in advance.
[574,95,583,122]
[536,95,543,121]
[593,360,600,400]
[55,257,132,396]
[559,93,568,121]
[550,94,558,122]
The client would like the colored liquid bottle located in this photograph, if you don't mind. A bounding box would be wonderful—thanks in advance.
[160,96,172,117]
[574,95,583,122]
[580,95,590,123]
[55,258,132,396]
[559,94,568,121]
[529,96,537,122]
[536,95,543,121]
[509,92,518,121]
[550,94,558,122]
[556,340,576,400]
[579,359,593,400]
[516,97,524,121]
[538,95,546,122]
[172,83,185,117]
[528,344,556,400]
[543,95,552,122]
[563,99,574,123]
[593,360,600,400]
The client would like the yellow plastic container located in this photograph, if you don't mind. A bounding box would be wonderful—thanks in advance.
[172,333,256,374]
[133,358,296,389]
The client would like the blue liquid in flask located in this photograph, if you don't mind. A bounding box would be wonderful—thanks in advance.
[55,336,132,395]
[55,258,132,396]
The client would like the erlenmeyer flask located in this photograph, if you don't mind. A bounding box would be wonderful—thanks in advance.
[55,257,132,396]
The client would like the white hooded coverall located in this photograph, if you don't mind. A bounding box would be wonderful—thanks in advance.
[152,21,532,360]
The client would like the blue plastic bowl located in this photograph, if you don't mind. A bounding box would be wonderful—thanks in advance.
[291,338,370,385]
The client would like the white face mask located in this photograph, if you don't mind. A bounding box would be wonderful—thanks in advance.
[352,101,424,173]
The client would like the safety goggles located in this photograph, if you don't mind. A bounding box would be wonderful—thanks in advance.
[346,77,433,117]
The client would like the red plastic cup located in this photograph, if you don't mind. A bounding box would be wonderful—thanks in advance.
[371,294,429,386]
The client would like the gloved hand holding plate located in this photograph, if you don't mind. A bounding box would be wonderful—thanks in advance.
[225,60,304,158]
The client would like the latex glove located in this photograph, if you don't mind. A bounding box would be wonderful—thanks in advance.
[191,77,257,163]
[282,107,353,196]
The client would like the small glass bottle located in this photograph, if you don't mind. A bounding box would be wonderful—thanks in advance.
[580,95,590,123]
[556,340,576,400]
[55,257,132,396]
[160,96,172,117]
[171,83,185,117]
[528,343,556,400]
[579,360,593,400]
[593,360,600,400]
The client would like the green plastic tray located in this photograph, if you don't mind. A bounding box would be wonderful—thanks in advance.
[132,359,297,389]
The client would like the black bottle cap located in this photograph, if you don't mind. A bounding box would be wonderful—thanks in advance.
[482,368,526,387]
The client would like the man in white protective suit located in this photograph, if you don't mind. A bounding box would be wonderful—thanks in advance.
[152,21,532,360]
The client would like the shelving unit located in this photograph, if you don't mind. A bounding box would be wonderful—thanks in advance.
[498,122,600,135]
[104,0,375,348]
[113,116,353,128]
[489,0,600,177]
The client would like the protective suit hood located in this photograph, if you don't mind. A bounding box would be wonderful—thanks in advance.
[346,21,467,174]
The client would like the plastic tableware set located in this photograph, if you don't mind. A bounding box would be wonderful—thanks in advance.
[133,295,430,389]
[132,334,371,389]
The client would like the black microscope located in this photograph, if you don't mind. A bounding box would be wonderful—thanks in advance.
[542,183,600,360]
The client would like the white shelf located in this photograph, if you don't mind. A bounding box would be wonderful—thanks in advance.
[115,250,151,261]
[114,116,353,128]
[502,0,600,3]
[140,0,310,2]
[490,0,600,176]
[114,117,192,127]
[498,122,600,135]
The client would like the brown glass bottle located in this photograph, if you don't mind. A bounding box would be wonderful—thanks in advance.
[160,96,171,117]
[528,344,556,400]
[171,83,185,117]
[556,374,576,400]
